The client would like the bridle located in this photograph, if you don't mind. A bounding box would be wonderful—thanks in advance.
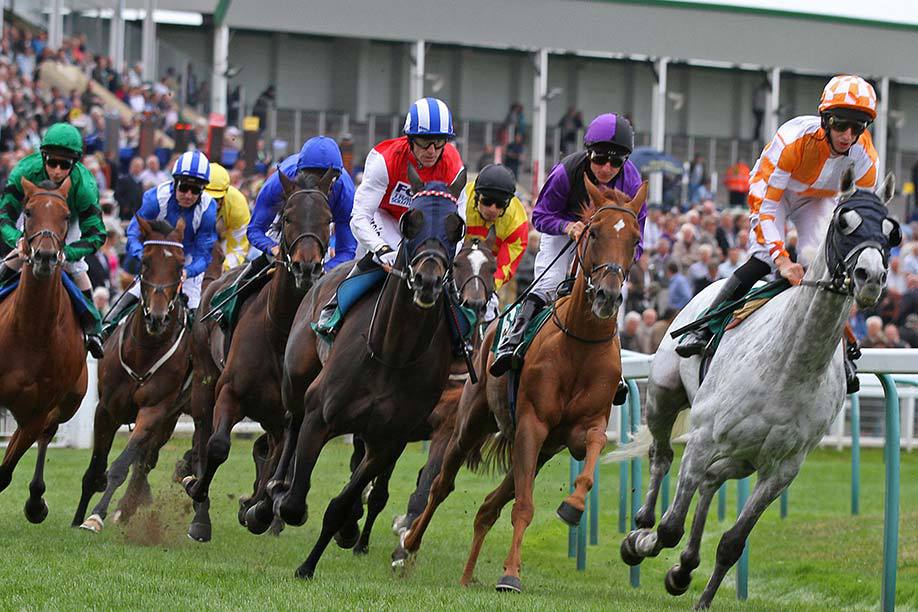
[455,241,492,305]
[572,204,637,301]
[22,191,68,269]
[277,188,329,275]
[387,188,459,293]
[139,240,185,321]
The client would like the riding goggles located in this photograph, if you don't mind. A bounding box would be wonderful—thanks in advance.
[412,136,448,151]
[827,115,869,136]
[175,181,204,195]
[43,155,74,171]
[589,150,628,168]
[475,192,511,211]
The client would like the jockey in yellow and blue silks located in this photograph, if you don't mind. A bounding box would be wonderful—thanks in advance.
[109,151,218,324]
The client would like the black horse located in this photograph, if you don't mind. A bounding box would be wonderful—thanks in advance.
[273,166,466,579]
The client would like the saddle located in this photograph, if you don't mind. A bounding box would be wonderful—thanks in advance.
[210,269,272,336]
[310,268,387,339]
[0,271,102,332]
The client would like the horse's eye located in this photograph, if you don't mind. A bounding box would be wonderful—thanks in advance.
[589,228,598,239]
[23,209,32,218]
[838,209,862,235]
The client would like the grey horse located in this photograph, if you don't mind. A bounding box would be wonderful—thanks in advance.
[610,168,899,609]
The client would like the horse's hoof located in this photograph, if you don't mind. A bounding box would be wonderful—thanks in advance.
[187,521,212,543]
[269,516,285,536]
[555,501,583,527]
[665,565,692,596]
[24,498,48,524]
[391,546,415,572]
[495,575,522,593]
[294,563,314,580]
[277,499,308,527]
[334,523,360,550]
[620,533,644,566]
[237,499,252,527]
[244,504,271,535]
[80,514,104,533]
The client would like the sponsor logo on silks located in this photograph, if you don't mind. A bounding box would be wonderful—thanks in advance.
[389,182,413,207]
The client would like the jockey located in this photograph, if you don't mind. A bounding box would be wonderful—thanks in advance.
[235,135,355,288]
[204,162,250,270]
[675,75,879,393]
[463,163,528,321]
[490,113,645,377]
[110,151,218,323]
[0,122,106,358]
[314,97,467,336]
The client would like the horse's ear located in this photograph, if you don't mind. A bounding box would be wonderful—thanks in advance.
[135,215,153,239]
[628,181,649,215]
[317,167,339,195]
[445,213,465,245]
[583,174,604,206]
[483,225,498,252]
[877,172,895,205]
[399,208,425,240]
[839,166,857,200]
[407,162,425,194]
[58,176,72,198]
[20,177,37,199]
[172,217,186,240]
[278,170,296,197]
[448,168,467,200]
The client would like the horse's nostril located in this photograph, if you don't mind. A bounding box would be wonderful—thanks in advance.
[854,268,868,283]
[879,272,887,285]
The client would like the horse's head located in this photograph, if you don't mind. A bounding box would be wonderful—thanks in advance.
[578,177,648,320]
[20,177,71,279]
[275,168,335,291]
[826,167,901,308]
[136,216,186,335]
[398,163,467,308]
[453,228,498,319]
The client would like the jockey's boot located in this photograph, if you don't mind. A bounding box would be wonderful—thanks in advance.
[844,333,861,395]
[489,294,545,377]
[314,256,372,338]
[0,263,18,287]
[613,380,628,406]
[675,275,743,358]
[101,292,139,340]
[81,289,105,359]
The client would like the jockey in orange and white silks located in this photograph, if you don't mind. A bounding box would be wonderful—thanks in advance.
[677,74,879,394]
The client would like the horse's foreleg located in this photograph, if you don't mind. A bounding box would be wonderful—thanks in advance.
[558,421,608,526]
[353,458,397,555]
[23,420,58,524]
[275,406,330,527]
[695,463,799,610]
[496,414,548,593]
[335,437,367,548]
[664,476,724,597]
[0,420,43,494]
[636,384,687,529]
[238,432,270,525]
[72,406,118,526]
[185,386,242,503]
[396,429,450,535]
[294,440,408,580]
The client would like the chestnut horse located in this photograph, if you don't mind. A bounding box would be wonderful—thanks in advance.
[271,169,465,579]
[0,177,88,523]
[396,180,647,592]
[73,217,191,532]
[182,169,335,542]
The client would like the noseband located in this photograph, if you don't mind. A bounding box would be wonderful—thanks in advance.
[139,240,185,320]
[573,204,636,300]
[278,188,329,276]
[23,191,68,269]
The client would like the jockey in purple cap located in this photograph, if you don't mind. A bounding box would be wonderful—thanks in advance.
[490,112,646,377]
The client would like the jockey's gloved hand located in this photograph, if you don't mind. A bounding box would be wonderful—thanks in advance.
[373,246,397,269]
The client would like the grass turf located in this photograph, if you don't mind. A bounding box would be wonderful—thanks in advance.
[0,435,915,611]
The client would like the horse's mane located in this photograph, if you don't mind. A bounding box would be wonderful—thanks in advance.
[270,171,321,234]
[37,179,59,190]
[145,218,176,237]
[579,188,631,222]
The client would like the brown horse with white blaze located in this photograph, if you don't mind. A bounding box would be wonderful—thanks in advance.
[397,180,647,592]
[72,217,191,532]
[0,177,88,523]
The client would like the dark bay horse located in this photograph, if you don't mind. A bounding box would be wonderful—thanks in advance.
[343,231,499,555]
[73,217,191,532]
[0,177,88,523]
[397,180,647,592]
[273,168,465,579]
[181,169,334,542]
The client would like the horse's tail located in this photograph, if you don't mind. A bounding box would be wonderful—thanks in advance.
[467,432,513,475]
[604,409,691,462]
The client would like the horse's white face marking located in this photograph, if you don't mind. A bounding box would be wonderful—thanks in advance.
[164,249,175,259]
[613,219,625,233]
[467,246,488,277]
